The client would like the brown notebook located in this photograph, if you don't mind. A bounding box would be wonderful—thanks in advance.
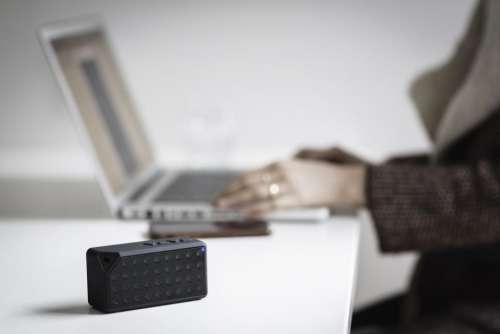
[149,221,271,239]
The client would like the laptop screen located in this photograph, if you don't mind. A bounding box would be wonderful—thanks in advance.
[51,30,153,195]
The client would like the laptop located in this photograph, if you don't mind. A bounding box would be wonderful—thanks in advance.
[38,17,330,223]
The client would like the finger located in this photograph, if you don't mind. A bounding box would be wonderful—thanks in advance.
[296,147,359,164]
[217,174,258,197]
[321,147,344,163]
[295,148,337,161]
[294,148,318,159]
[242,195,299,218]
[217,180,292,209]
[216,183,269,208]
[219,164,282,196]
[324,147,364,164]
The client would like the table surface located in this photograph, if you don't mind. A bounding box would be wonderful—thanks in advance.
[0,218,360,334]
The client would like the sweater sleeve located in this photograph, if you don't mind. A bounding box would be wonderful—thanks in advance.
[367,159,500,253]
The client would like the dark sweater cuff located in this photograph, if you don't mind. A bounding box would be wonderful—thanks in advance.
[366,164,427,253]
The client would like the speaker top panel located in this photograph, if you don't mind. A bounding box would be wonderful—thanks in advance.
[87,237,206,257]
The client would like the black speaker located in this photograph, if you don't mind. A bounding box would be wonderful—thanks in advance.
[86,237,207,313]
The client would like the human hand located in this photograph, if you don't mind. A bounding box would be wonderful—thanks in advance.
[294,146,367,165]
[215,160,366,218]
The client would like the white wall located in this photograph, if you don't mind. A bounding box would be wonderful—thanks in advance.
[0,0,475,164]
[0,0,476,306]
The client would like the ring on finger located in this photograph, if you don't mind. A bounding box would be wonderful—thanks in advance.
[268,182,281,198]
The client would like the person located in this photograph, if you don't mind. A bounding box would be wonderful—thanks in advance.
[215,1,500,333]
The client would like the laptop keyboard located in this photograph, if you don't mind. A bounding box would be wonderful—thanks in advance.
[154,171,238,202]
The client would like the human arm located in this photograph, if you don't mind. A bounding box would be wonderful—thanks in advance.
[367,159,500,252]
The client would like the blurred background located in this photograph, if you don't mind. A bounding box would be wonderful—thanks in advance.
[0,0,475,307]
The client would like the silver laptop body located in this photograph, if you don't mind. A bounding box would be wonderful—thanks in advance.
[38,17,330,223]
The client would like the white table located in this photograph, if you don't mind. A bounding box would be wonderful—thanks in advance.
[0,218,360,334]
